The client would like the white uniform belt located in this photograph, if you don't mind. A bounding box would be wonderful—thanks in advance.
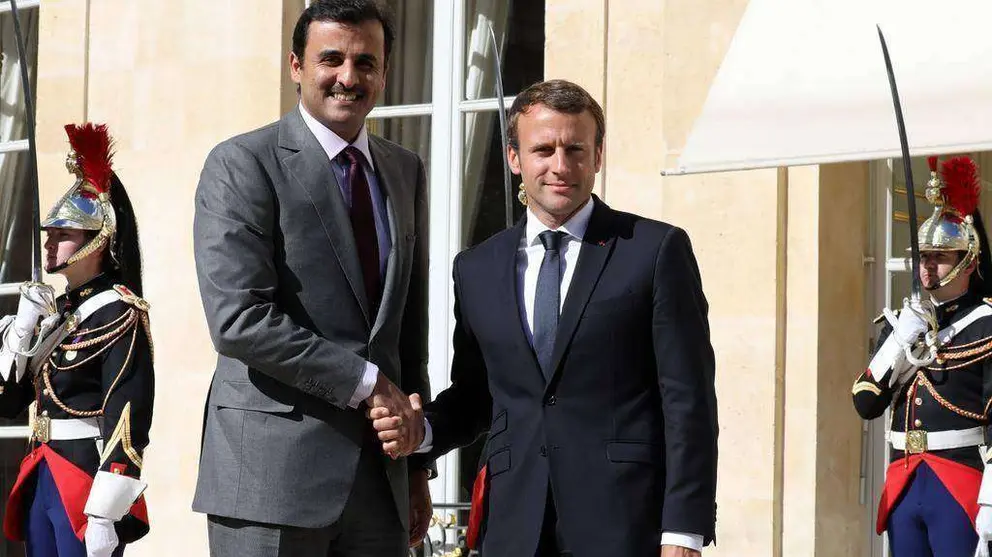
[44,417,102,441]
[888,427,984,452]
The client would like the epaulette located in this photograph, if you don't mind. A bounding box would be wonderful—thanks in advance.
[113,285,150,312]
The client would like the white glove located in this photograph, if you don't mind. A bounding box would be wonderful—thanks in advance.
[867,298,934,385]
[84,516,119,557]
[13,282,54,338]
[892,297,931,347]
[975,505,992,557]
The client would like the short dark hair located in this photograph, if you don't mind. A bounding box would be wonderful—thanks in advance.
[507,79,606,150]
[292,0,396,65]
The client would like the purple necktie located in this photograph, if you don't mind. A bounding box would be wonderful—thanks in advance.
[341,146,381,314]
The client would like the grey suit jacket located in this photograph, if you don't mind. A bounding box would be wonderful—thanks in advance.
[191,108,429,530]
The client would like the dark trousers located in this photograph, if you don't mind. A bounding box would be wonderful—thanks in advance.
[25,461,125,557]
[207,441,406,557]
[888,463,981,557]
[535,487,572,557]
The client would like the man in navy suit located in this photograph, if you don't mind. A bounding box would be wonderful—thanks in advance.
[374,79,719,557]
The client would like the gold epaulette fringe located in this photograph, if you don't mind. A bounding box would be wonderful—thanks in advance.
[113,285,150,312]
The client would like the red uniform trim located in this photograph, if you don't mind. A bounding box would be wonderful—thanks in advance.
[3,444,149,542]
[876,453,981,534]
[466,465,488,549]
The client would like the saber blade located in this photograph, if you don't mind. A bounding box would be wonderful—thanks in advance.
[877,26,922,298]
[488,23,513,229]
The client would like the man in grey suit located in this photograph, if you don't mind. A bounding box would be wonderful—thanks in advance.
[191,2,432,555]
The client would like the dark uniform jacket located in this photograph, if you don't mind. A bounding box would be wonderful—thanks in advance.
[0,274,154,542]
[853,292,992,470]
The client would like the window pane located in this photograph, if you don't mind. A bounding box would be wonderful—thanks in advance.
[0,8,38,142]
[460,110,524,248]
[0,150,35,289]
[366,115,431,168]
[379,0,433,106]
[464,0,545,101]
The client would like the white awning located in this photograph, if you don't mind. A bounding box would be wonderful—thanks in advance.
[664,0,992,176]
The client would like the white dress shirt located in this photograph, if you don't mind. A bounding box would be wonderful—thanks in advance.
[297,104,386,408]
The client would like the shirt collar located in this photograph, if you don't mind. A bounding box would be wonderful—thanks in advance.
[524,197,595,247]
[298,103,375,172]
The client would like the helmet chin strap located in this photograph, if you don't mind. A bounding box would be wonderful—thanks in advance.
[45,253,83,275]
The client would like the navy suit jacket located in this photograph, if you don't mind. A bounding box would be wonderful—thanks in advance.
[426,197,719,557]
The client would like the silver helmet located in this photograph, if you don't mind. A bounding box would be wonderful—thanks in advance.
[40,124,117,271]
[916,156,982,289]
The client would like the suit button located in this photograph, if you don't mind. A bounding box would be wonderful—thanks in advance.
[914,397,923,406]
[914,419,923,428]
[545,395,557,406]
[540,445,547,457]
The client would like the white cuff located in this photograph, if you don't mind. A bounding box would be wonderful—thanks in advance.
[84,471,147,521]
[348,362,379,408]
[867,334,905,382]
[414,418,433,454]
[661,531,704,551]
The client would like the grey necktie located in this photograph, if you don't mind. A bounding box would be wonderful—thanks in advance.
[533,230,565,379]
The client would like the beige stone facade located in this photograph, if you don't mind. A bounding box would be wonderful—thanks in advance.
[26,1,888,556]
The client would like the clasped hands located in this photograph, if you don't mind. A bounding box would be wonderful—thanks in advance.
[365,374,425,458]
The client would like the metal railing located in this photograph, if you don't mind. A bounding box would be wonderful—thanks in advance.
[409,502,476,557]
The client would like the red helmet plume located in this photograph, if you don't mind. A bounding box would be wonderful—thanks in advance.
[64,123,115,196]
[940,156,981,222]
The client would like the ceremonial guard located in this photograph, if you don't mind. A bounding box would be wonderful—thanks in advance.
[0,123,153,557]
[853,156,992,555]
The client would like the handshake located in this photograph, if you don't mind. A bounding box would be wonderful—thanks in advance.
[365,373,426,459]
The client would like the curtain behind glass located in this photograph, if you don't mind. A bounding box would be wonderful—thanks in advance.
[461,0,509,246]
[382,0,432,107]
[378,1,432,159]
[461,0,544,248]
[0,8,37,287]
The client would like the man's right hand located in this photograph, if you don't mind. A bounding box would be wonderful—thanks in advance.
[13,282,54,337]
[892,297,931,347]
[366,374,424,458]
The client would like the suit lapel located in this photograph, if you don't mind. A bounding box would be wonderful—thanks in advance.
[493,218,540,373]
[368,137,402,338]
[278,109,371,324]
[546,199,616,389]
